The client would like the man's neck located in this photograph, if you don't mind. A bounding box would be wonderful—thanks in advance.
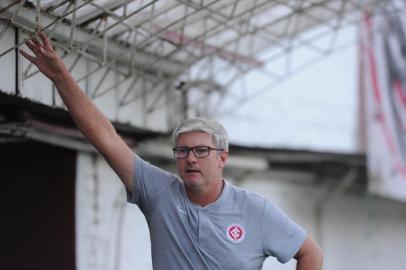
[186,179,225,207]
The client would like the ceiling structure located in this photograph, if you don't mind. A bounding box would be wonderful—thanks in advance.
[0,0,401,119]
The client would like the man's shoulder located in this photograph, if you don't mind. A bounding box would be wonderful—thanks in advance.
[136,154,178,179]
[226,181,267,206]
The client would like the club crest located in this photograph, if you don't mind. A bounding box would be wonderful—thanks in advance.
[226,223,245,243]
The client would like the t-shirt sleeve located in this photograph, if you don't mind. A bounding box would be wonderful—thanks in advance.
[262,200,307,263]
[126,154,176,210]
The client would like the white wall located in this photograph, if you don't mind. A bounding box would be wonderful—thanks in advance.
[75,153,406,270]
[0,23,16,95]
[76,152,152,270]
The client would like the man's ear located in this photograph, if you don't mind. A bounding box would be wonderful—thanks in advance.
[218,151,228,168]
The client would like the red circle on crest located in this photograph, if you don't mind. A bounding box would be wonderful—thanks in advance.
[227,224,245,242]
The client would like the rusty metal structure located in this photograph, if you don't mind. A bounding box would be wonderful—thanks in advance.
[0,0,401,121]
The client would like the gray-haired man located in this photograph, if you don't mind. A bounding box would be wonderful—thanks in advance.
[21,33,323,270]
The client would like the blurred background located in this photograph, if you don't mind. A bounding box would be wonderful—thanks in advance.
[0,0,405,269]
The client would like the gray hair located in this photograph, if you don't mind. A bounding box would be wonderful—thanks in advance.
[172,117,229,150]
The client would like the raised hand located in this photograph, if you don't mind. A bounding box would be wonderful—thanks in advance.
[20,32,68,82]
[20,32,135,190]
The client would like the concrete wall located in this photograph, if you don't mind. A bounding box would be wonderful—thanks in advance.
[76,152,406,270]
[75,152,152,270]
[0,24,16,95]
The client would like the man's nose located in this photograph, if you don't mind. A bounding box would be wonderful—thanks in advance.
[186,149,197,162]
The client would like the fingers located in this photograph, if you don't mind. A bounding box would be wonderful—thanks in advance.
[25,40,39,55]
[22,32,52,53]
[20,32,56,63]
[23,32,51,53]
[19,49,36,63]
[31,36,41,47]
[38,46,54,59]
[38,32,53,51]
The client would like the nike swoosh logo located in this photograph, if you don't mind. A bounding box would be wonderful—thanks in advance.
[177,205,187,214]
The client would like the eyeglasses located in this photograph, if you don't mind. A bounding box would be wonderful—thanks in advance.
[172,146,223,159]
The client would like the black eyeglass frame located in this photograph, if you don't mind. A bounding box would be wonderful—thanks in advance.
[172,146,224,159]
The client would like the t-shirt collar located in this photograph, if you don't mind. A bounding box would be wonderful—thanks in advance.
[181,179,230,209]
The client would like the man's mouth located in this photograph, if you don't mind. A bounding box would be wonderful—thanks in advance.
[186,168,201,174]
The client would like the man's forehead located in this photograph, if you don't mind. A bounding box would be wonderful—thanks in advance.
[177,130,211,137]
[176,131,214,144]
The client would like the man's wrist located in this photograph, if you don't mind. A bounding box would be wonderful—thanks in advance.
[52,68,73,87]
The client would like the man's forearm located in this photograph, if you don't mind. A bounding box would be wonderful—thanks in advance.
[53,70,118,151]
[53,70,136,187]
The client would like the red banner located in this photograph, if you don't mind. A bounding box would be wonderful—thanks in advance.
[361,0,406,201]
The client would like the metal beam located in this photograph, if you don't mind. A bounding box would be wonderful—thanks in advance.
[0,0,184,78]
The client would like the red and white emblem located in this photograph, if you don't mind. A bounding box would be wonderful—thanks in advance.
[226,224,245,243]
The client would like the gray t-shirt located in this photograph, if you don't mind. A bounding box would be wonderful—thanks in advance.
[127,154,306,270]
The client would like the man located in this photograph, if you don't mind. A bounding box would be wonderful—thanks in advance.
[21,33,323,270]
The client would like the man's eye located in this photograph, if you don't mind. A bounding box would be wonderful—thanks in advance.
[177,148,188,154]
[195,147,209,155]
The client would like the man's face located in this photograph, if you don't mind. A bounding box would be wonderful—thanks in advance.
[175,132,227,193]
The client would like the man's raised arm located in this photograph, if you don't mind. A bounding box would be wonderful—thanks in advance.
[20,32,134,191]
